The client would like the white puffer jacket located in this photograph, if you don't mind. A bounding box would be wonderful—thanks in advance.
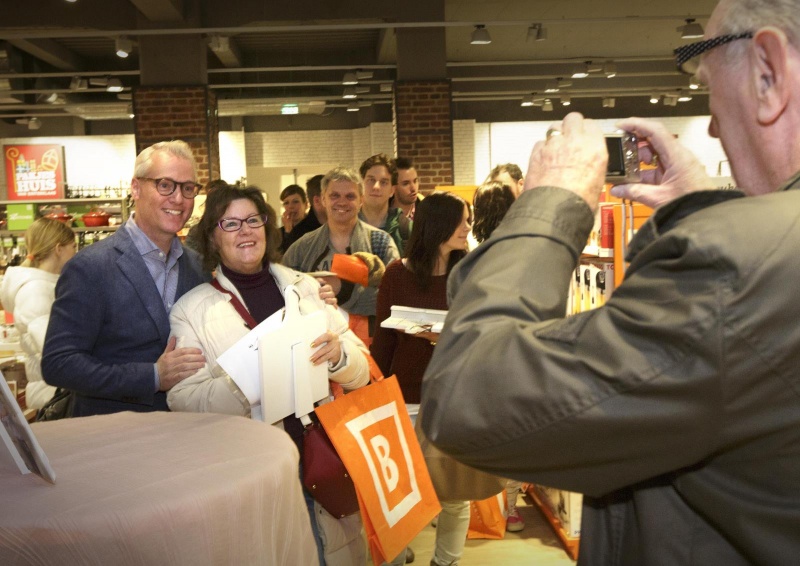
[167,262,370,420]
[0,266,59,409]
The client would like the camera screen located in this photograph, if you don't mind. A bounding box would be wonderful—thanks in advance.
[606,137,626,176]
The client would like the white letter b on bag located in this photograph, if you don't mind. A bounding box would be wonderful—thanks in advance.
[370,435,399,492]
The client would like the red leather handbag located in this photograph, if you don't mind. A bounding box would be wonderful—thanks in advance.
[302,421,360,518]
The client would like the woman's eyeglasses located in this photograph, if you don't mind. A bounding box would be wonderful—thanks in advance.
[217,214,269,232]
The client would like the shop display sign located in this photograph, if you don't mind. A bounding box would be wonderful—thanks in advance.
[4,144,66,200]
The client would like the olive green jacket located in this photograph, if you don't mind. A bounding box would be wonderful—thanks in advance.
[421,175,800,566]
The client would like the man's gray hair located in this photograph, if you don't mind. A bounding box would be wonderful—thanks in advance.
[133,140,197,179]
[722,0,799,51]
[321,166,364,196]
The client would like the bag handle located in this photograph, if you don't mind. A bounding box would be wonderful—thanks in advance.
[211,278,258,329]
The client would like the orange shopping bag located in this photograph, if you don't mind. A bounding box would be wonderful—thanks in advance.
[315,376,441,565]
[467,491,508,540]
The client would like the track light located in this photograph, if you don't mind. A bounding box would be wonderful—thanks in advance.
[542,99,553,112]
[379,83,393,93]
[115,36,133,58]
[689,77,700,90]
[544,81,559,93]
[678,18,704,39]
[355,70,373,81]
[342,86,357,99]
[572,61,601,79]
[678,93,693,102]
[355,86,370,94]
[664,95,678,107]
[521,94,534,107]
[89,76,109,87]
[347,102,359,112]
[208,35,230,53]
[602,97,616,108]
[650,93,660,104]
[557,78,573,89]
[106,78,124,92]
[127,104,134,119]
[69,76,88,91]
[561,95,571,106]
[527,23,546,42]
[603,62,617,78]
[342,72,358,85]
[470,25,492,45]
[27,117,42,130]
[39,92,59,104]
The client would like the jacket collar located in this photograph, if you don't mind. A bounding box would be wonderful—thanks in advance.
[627,169,800,261]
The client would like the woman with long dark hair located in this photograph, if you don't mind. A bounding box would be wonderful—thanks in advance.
[371,191,471,566]
[371,191,470,403]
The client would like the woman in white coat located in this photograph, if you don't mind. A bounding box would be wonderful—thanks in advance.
[0,218,76,409]
[168,184,370,566]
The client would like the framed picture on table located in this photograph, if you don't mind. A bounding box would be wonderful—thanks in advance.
[0,372,56,483]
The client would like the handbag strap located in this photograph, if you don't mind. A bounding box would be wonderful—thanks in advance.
[211,278,258,329]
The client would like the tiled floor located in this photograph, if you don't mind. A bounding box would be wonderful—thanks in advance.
[376,493,577,565]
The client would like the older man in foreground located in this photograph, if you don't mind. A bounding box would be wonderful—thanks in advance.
[421,0,800,564]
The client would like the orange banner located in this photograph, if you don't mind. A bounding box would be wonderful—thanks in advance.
[314,377,440,565]
[4,144,66,200]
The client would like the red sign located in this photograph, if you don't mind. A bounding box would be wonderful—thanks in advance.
[4,144,66,200]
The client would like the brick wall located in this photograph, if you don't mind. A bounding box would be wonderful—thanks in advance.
[132,86,220,185]
[393,80,454,192]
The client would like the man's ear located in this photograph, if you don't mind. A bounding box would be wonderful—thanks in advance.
[752,27,791,124]
[130,177,141,200]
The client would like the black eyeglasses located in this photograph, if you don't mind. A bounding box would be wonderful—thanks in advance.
[674,31,754,75]
[139,177,202,199]
[217,213,269,232]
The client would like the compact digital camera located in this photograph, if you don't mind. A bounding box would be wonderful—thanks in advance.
[604,132,640,185]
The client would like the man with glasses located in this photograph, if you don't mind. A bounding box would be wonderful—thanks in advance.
[421,1,800,564]
[42,140,208,417]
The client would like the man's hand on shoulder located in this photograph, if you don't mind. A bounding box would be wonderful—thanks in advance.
[156,336,205,391]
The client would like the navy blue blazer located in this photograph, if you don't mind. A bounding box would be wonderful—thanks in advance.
[42,226,207,417]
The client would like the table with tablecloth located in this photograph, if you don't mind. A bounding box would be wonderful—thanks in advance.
[0,411,318,565]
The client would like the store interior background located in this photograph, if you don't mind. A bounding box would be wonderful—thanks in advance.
[0,116,731,206]
[0,0,728,204]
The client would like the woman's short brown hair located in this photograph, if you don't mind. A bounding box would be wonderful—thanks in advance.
[194,184,280,272]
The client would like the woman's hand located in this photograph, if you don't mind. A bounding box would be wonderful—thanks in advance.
[310,330,342,367]
[282,210,295,233]
[316,278,338,307]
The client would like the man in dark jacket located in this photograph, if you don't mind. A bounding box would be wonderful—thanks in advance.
[42,141,207,417]
[421,1,800,564]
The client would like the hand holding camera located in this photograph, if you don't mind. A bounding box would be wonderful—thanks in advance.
[611,117,715,208]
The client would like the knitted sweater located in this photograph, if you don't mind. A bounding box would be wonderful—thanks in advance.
[370,259,447,403]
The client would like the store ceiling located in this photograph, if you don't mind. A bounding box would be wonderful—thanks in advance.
[0,0,718,129]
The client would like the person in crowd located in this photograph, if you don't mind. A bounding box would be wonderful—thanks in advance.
[41,140,207,417]
[283,166,400,345]
[359,154,405,254]
[371,192,471,566]
[278,184,309,253]
[167,184,370,566]
[392,157,422,251]
[184,178,230,254]
[0,218,76,410]
[487,163,524,198]
[468,179,527,533]
[280,174,327,254]
[471,181,516,245]
[421,0,800,563]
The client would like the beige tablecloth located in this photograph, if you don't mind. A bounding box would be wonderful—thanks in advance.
[0,411,318,566]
